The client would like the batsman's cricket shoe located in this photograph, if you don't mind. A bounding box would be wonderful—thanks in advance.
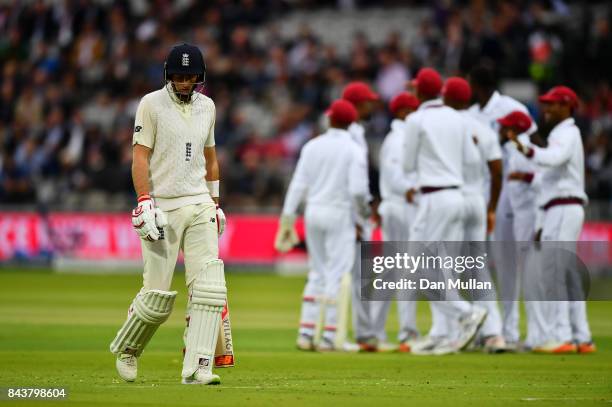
[116,353,137,382]
[455,306,488,351]
[182,368,221,385]
[296,334,315,351]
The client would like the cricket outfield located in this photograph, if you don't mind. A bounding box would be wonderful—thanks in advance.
[0,269,611,406]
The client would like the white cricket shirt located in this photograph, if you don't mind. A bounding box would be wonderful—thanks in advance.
[281,128,370,215]
[380,119,416,203]
[403,99,475,188]
[468,91,538,212]
[460,111,502,196]
[132,86,216,211]
[529,118,587,206]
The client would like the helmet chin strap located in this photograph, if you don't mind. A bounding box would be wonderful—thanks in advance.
[165,81,204,105]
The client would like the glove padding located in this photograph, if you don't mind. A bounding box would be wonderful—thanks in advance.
[216,205,226,236]
[274,215,299,253]
[132,196,165,242]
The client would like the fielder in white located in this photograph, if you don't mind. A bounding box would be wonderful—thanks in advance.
[110,44,227,385]
[274,99,370,352]
[441,77,506,352]
[509,86,595,354]
[468,63,538,347]
[372,92,420,352]
[403,68,487,355]
[342,82,380,351]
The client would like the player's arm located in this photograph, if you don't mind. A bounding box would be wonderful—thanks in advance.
[402,118,419,174]
[204,146,220,205]
[486,159,502,233]
[281,147,310,218]
[203,103,226,236]
[402,118,420,202]
[349,146,371,219]
[132,144,151,197]
[274,147,310,252]
[385,147,414,198]
[130,97,164,241]
[511,132,573,167]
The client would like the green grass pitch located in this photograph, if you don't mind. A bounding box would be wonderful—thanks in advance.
[0,269,611,406]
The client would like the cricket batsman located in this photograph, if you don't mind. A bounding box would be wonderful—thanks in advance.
[109,43,228,385]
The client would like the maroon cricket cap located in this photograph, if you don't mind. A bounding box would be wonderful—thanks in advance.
[497,111,533,133]
[326,99,358,125]
[442,77,472,103]
[538,86,578,108]
[342,82,379,105]
[410,68,443,97]
[389,92,420,114]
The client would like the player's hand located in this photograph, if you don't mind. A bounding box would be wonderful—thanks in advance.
[405,188,416,203]
[155,208,168,228]
[370,203,381,228]
[216,205,226,236]
[132,195,160,241]
[274,215,299,253]
[508,171,534,183]
[486,210,496,234]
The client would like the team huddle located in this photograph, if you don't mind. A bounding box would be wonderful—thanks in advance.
[275,63,596,356]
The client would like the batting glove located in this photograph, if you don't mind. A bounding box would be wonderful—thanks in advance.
[216,205,226,236]
[132,195,160,241]
[274,215,299,253]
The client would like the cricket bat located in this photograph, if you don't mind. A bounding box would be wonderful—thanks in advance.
[214,300,235,368]
[333,272,351,349]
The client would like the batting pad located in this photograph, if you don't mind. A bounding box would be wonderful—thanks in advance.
[182,259,227,378]
[110,289,177,357]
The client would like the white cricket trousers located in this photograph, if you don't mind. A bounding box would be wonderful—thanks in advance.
[142,202,219,291]
[430,194,503,338]
[299,205,355,342]
[525,203,592,346]
[493,188,535,343]
[410,188,474,338]
[371,200,418,342]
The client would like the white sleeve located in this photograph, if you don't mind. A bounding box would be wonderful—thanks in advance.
[477,123,502,162]
[204,102,216,147]
[530,131,575,167]
[281,146,310,216]
[349,146,370,201]
[403,118,420,174]
[382,138,414,195]
[132,96,155,148]
[463,123,480,167]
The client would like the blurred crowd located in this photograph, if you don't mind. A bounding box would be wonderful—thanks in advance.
[0,0,611,210]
